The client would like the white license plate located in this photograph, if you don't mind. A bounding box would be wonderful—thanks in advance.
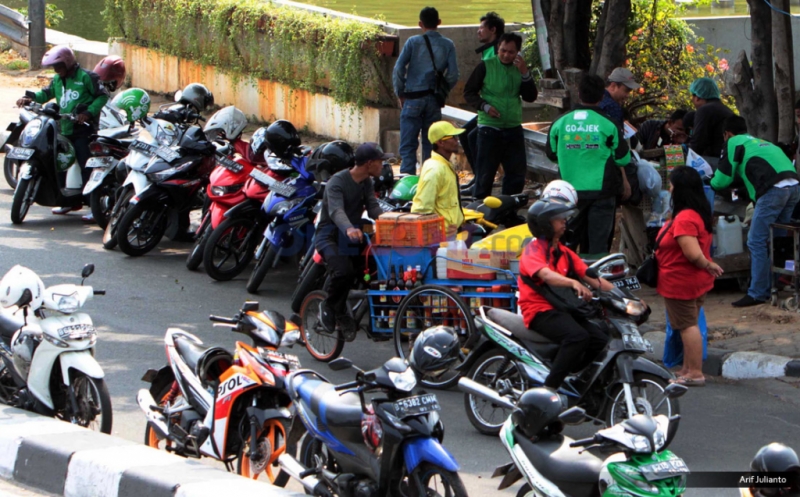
[7,147,34,160]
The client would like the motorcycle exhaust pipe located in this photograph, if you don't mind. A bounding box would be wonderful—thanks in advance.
[136,389,170,439]
[278,454,322,493]
[458,378,516,410]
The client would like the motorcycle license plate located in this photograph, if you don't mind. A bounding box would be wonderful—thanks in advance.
[130,141,179,162]
[377,198,395,213]
[394,394,440,418]
[640,458,690,481]
[613,277,641,291]
[261,349,301,369]
[86,156,115,168]
[7,147,34,160]
[216,154,243,173]
[89,169,106,182]
[250,169,297,198]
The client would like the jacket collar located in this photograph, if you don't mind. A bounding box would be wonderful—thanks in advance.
[430,151,455,169]
[475,41,497,55]
[574,104,614,121]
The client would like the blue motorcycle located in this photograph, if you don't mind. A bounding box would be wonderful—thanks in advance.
[279,357,467,497]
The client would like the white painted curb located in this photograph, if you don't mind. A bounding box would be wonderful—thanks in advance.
[721,352,792,380]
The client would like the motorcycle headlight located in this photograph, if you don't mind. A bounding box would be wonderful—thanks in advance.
[631,434,652,453]
[20,119,42,147]
[269,198,303,217]
[43,333,70,348]
[388,368,417,392]
[211,184,244,197]
[624,298,646,316]
[147,167,180,182]
[53,292,79,313]
[155,125,176,147]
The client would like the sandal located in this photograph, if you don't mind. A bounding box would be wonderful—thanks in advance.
[670,375,706,387]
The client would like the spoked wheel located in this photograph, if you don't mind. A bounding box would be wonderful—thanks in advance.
[393,285,476,389]
[246,244,278,294]
[117,200,168,257]
[237,418,291,487]
[186,218,211,271]
[300,290,344,362]
[4,156,20,189]
[606,373,680,447]
[144,383,176,450]
[400,462,468,497]
[203,217,258,281]
[464,351,526,435]
[10,176,36,224]
[89,178,118,230]
[291,262,326,314]
[63,374,112,434]
[103,188,134,250]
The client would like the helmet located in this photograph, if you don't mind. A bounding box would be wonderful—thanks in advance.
[41,45,76,70]
[204,106,247,142]
[373,164,394,192]
[526,197,578,240]
[752,444,800,473]
[390,175,419,201]
[512,387,564,439]
[93,55,126,92]
[195,347,234,389]
[178,83,214,112]
[408,326,460,378]
[266,120,301,160]
[110,88,151,123]
[541,179,578,205]
[250,127,269,158]
[0,265,45,310]
[309,141,354,182]
[179,125,213,153]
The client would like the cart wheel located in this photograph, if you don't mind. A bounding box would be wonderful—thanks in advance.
[782,296,798,312]
[771,294,779,307]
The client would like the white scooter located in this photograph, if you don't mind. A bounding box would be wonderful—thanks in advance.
[0,264,111,433]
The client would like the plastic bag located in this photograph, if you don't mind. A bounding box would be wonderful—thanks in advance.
[647,190,672,227]
[663,307,708,369]
[636,157,662,199]
[686,148,713,178]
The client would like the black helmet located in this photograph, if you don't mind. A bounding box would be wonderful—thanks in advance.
[526,197,578,240]
[266,120,301,160]
[373,163,395,192]
[309,141,354,182]
[512,387,564,439]
[250,127,269,158]
[178,83,214,112]
[408,326,460,378]
[752,443,800,473]
[178,125,213,153]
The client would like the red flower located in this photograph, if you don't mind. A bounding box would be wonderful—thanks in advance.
[686,44,694,53]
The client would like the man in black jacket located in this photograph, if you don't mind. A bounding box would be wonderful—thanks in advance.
[635,109,689,150]
[688,77,733,159]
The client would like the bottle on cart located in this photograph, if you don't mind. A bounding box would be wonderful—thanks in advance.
[379,280,387,303]
[414,265,423,287]
[405,266,414,290]
[388,269,396,292]
[392,265,403,303]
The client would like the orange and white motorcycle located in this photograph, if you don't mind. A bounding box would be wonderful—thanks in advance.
[136,301,302,485]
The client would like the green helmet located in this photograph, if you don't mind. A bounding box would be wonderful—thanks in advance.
[390,175,419,201]
[110,88,151,123]
[55,138,76,172]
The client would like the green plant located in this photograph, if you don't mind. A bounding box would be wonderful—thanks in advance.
[102,0,389,108]
[16,3,64,28]
[5,60,29,70]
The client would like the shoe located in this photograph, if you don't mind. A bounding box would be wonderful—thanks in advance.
[52,206,81,215]
[319,303,337,334]
[81,213,94,223]
[338,315,357,342]
[731,295,766,307]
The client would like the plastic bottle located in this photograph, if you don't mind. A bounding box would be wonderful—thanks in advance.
[716,215,743,256]
[414,265,423,287]
[437,241,450,279]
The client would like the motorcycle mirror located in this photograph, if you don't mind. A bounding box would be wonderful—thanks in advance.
[663,383,689,399]
[81,264,95,279]
[329,357,353,371]
[241,301,259,313]
[585,267,599,280]
[484,196,502,209]
[558,406,587,425]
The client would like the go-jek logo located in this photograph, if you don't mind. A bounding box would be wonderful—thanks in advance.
[59,89,80,108]
[57,153,72,168]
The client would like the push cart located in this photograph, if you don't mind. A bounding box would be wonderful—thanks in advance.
[769,222,800,311]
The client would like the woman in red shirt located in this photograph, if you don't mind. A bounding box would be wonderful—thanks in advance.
[656,166,724,387]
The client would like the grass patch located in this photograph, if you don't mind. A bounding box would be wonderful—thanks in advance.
[4,60,29,71]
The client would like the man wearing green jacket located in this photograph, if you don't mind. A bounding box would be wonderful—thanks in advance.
[546,74,630,255]
[16,45,108,217]
[710,115,800,307]
[464,32,538,199]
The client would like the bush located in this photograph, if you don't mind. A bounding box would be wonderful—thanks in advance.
[5,60,29,71]
[16,4,64,28]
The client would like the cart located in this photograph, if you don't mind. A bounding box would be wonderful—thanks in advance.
[769,222,800,311]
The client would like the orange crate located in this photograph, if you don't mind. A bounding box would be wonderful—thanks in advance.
[376,213,445,247]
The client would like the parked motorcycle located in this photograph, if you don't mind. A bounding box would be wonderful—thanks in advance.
[459,378,689,497]
[137,301,302,484]
[0,264,111,433]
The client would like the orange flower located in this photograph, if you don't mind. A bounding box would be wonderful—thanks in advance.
[636,28,644,35]
[644,71,653,79]
[638,87,645,94]
[686,44,694,53]
[718,58,729,71]
[705,63,714,73]
[632,35,639,41]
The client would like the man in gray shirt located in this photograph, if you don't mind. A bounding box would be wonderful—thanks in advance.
[317,142,390,337]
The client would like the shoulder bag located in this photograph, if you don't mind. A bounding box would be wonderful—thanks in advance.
[636,219,674,288]
[422,34,450,108]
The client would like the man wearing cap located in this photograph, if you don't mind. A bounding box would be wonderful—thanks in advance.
[688,77,733,158]
[412,121,466,237]
[316,142,391,337]
[599,68,640,127]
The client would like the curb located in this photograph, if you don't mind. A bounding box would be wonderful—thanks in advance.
[642,331,800,380]
[0,405,304,497]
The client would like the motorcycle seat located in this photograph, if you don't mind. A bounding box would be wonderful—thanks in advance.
[174,336,210,372]
[296,377,363,428]
[515,430,603,487]
[486,308,553,344]
[0,310,22,343]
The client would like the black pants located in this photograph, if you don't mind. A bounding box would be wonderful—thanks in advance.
[317,233,366,316]
[458,117,478,171]
[531,310,608,389]
[473,126,526,199]
[568,196,616,256]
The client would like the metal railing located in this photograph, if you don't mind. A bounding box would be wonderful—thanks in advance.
[0,3,29,47]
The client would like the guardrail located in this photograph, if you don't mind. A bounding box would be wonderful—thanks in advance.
[0,3,28,47]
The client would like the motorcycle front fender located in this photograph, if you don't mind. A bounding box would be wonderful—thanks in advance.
[60,350,105,385]
[131,185,168,206]
[223,198,262,220]
[124,170,151,196]
[402,436,459,474]
[614,355,674,385]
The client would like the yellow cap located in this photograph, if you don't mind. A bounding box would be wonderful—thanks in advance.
[428,121,465,144]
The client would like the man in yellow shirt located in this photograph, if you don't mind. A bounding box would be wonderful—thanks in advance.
[411,121,466,237]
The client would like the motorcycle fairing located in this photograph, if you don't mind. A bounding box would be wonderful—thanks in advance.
[402,436,459,473]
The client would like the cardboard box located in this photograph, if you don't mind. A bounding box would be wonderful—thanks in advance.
[445,249,516,280]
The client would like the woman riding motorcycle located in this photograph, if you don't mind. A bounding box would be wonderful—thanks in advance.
[15,45,109,216]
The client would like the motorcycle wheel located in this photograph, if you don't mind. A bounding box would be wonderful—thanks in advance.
[299,435,339,486]
[144,383,175,451]
[4,156,20,189]
[89,177,117,230]
[246,244,278,294]
[103,189,134,250]
[606,373,680,447]
[464,351,527,436]
[203,217,258,281]
[117,200,168,257]
[403,462,468,497]
[516,484,533,497]
[63,374,112,434]
[236,418,292,487]
[300,290,344,362]
[291,263,326,314]
[186,219,211,271]
[10,176,34,224]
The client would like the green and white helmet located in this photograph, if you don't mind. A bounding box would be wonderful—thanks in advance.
[390,175,419,201]
[110,88,151,123]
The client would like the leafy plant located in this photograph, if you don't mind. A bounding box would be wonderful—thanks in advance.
[16,3,65,28]
[5,60,29,70]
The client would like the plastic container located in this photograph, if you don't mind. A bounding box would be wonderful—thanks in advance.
[715,216,743,257]
[376,213,445,247]
[436,242,449,279]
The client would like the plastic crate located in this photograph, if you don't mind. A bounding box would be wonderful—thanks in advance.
[376,213,445,247]
[371,246,436,282]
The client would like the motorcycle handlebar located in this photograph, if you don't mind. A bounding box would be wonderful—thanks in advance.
[93,290,106,296]
[334,380,360,392]
[569,435,600,448]
[209,315,237,325]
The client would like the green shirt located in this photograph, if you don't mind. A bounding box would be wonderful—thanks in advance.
[463,57,538,129]
[710,134,798,201]
[34,66,108,136]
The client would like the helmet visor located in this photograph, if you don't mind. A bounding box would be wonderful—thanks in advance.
[551,208,578,222]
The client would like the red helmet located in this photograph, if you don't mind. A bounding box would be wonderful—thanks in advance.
[93,56,126,92]
[41,45,76,70]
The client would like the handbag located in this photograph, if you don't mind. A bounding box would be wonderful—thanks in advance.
[422,34,450,108]
[636,219,673,288]
[520,252,596,319]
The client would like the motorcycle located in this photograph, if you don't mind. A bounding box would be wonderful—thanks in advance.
[460,268,679,441]
[137,301,302,485]
[0,264,111,433]
[279,356,467,497]
[464,193,529,231]
[459,378,689,497]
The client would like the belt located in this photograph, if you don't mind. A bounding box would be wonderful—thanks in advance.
[403,89,434,100]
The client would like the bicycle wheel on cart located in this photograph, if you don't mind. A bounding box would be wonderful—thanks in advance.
[393,285,475,389]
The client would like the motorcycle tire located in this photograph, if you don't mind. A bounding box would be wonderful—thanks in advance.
[103,188,134,250]
[516,484,532,497]
[186,220,211,271]
[464,350,527,436]
[605,372,680,448]
[89,177,117,230]
[299,290,344,362]
[4,156,20,189]
[117,200,169,257]
[203,217,258,282]
[65,374,113,434]
[291,262,326,314]
[10,176,34,224]
[406,462,468,497]
[236,418,292,487]
[246,244,278,294]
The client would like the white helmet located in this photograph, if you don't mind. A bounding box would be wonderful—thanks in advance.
[204,106,247,142]
[0,265,45,310]
[542,180,578,205]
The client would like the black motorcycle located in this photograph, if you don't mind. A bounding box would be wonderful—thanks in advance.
[1,94,37,189]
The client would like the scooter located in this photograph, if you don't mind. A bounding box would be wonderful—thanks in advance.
[137,301,302,485]
[459,378,689,497]
[0,264,111,433]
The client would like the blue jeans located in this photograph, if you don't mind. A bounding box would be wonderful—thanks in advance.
[747,184,800,300]
[399,95,440,174]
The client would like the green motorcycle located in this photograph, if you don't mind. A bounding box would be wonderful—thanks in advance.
[459,378,690,497]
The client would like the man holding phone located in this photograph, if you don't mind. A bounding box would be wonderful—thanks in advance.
[464,32,538,199]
